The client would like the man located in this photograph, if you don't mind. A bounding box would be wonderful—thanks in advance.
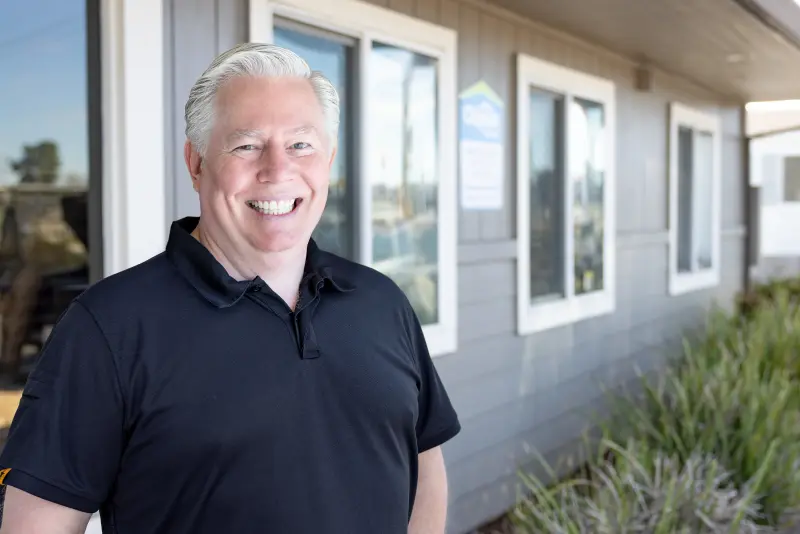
[0,43,461,534]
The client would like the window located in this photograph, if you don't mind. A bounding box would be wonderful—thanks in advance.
[668,103,721,295]
[254,0,457,355]
[515,54,616,335]
[0,0,100,409]
[784,156,800,202]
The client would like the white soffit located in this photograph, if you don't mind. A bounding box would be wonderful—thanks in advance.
[747,100,800,137]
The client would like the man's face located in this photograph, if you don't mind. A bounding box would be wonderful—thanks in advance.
[187,76,334,255]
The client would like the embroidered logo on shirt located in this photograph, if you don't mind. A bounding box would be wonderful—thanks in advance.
[0,468,11,485]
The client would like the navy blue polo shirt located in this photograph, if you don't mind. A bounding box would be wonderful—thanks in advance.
[0,217,461,534]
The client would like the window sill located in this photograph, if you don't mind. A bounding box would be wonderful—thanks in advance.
[669,269,720,296]
[517,290,615,335]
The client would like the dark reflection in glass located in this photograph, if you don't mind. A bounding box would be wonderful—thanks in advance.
[571,98,605,295]
[274,22,354,259]
[529,89,566,302]
[369,43,439,326]
[0,0,91,423]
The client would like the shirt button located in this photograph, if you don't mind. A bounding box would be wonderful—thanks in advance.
[251,285,261,292]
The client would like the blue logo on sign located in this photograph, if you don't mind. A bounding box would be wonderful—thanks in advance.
[459,81,504,144]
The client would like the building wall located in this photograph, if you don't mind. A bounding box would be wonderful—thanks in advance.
[164,0,746,532]
[750,130,800,264]
[753,257,800,282]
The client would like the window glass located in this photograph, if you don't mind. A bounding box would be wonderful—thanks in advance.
[571,98,605,295]
[694,131,713,270]
[677,126,714,273]
[528,89,565,301]
[677,126,694,273]
[784,156,800,202]
[274,23,354,259]
[0,0,92,397]
[369,42,438,326]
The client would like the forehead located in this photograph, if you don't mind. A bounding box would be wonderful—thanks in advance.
[213,76,324,133]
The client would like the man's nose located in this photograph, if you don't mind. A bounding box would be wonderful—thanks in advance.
[256,144,292,183]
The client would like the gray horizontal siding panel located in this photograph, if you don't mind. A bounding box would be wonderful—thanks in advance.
[458,261,516,305]
[458,299,516,342]
[753,257,800,281]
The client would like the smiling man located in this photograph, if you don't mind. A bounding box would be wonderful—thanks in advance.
[0,43,461,534]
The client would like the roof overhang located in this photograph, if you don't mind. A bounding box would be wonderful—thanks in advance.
[747,100,800,138]
[486,0,800,102]
[739,0,800,50]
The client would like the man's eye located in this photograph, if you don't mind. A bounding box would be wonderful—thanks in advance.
[290,142,311,151]
[236,144,258,151]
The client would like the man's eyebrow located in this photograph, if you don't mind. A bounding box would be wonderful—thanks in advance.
[226,129,264,141]
[287,125,318,136]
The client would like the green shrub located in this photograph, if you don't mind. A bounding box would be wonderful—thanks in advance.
[509,286,800,531]
[737,277,800,319]
[606,294,800,525]
[511,439,773,533]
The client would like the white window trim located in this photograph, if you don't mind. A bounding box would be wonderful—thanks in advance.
[667,102,722,296]
[101,0,167,275]
[249,0,458,356]
[515,54,616,335]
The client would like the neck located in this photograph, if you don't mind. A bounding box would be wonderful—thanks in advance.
[192,219,307,309]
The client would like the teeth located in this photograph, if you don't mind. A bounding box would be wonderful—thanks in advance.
[248,199,296,215]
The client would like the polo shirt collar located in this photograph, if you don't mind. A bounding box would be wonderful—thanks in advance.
[166,216,354,308]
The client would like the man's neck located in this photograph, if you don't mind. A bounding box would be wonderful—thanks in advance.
[192,221,306,310]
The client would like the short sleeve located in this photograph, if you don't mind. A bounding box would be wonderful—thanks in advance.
[0,300,124,513]
[405,303,461,453]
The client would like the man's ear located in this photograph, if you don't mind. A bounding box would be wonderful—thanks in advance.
[184,140,203,192]
[328,146,337,169]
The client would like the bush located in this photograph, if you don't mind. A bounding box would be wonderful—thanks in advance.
[512,439,774,533]
[606,293,800,525]
[737,277,800,319]
[509,282,800,532]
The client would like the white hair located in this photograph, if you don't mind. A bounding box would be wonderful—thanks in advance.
[185,42,340,155]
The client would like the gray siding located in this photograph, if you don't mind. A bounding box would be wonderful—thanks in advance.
[164,1,747,532]
[753,257,800,282]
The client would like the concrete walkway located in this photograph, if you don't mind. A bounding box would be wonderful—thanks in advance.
[85,514,102,534]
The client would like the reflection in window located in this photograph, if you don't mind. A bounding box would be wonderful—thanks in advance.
[0,0,93,403]
[369,43,439,326]
[784,156,800,202]
[571,98,605,295]
[529,89,565,302]
[677,126,714,273]
[274,22,354,259]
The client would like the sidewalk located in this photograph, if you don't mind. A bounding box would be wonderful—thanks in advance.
[85,514,102,534]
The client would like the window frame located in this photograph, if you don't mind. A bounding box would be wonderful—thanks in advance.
[667,102,722,296]
[101,0,167,275]
[515,53,617,335]
[250,0,458,357]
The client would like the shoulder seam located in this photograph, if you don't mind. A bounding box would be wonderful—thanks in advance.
[73,300,127,408]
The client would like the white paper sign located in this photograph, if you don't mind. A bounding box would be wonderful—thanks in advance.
[459,81,505,210]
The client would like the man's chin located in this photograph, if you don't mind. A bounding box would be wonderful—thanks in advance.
[248,233,306,255]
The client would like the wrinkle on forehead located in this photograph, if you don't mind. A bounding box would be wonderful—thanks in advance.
[224,125,320,142]
[225,128,265,142]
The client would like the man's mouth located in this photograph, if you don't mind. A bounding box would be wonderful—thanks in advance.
[246,199,301,216]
